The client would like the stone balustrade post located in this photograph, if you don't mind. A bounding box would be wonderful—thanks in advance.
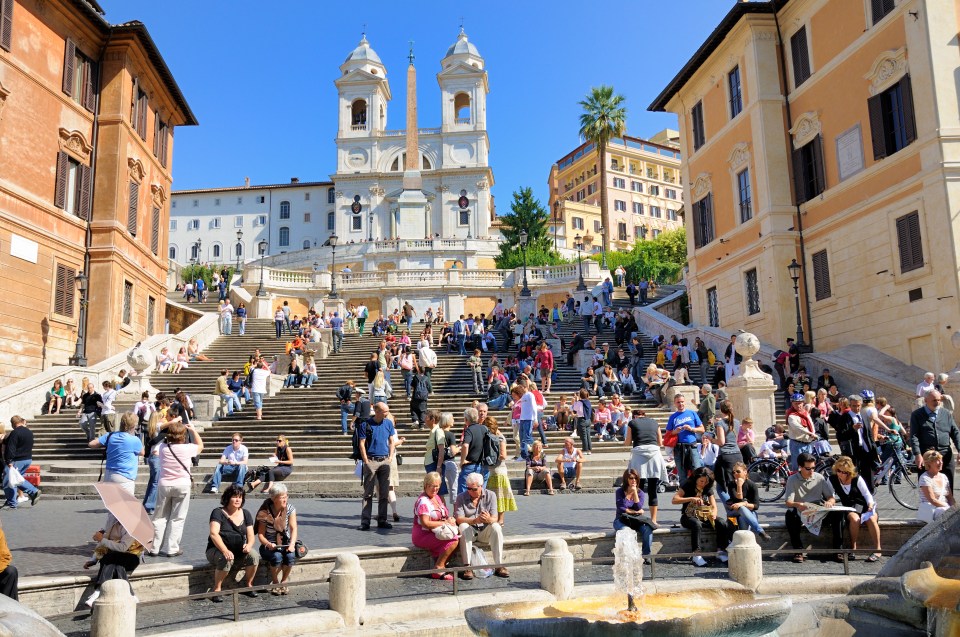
[329,552,365,627]
[727,530,763,591]
[540,538,574,600]
[91,579,136,637]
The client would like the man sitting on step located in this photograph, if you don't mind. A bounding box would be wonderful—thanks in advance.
[208,434,249,494]
[454,473,509,580]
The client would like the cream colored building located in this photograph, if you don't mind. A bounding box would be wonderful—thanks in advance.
[650,0,960,373]
[547,132,683,254]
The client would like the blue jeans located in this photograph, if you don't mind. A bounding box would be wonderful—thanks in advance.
[457,463,489,495]
[210,464,247,490]
[275,320,283,339]
[332,330,344,352]
[487,394,510,410]
[4,459,38,507]
[519,419,534,460]
[731,505,764,535]
[221,315,232,335]
[674,444,703,484]
[613,518,653,555]
[301,373,317,388]
[340,403,353,434]
[788,439,811,471]
[222,393,241,415]
[402,370,413,397]
[456,335,466,355]
[142,454,160,513]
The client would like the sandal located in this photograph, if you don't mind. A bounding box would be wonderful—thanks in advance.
[430,572,453,580]
[280,586,289,595]
[523,490,530,496]
[547,490,556,495]
[270,587,282,596]
[867,553,881,563]
[792,553,805,563]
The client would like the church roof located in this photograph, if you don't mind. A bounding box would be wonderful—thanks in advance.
[344,35,382,65]
[444,29,481,59]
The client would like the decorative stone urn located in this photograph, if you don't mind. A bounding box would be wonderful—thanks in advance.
[725,332,776,448]
[122,342,158,395]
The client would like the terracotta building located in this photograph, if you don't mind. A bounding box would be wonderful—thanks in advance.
[650,0,960,373]
[0,0,195,385]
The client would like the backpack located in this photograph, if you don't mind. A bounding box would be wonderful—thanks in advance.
[689,348,699,363]
[413,375,429,401]
[773,349,789,365]
[481,430,502,467]
[706,349,717,365]
[360,307,368,319]
[350,421,366,461]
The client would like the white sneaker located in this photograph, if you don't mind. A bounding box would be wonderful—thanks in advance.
[717,550,729,563]
[692,555,707,567]
[84,590,100,607]
[209,487,218,494]
[17,495,28,504]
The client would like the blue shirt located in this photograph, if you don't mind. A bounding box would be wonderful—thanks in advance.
[330,316,344,331]
[359,417,396,457]
[666,409,703,445]
[99,432,143,481]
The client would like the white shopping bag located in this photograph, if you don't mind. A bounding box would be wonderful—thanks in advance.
[4,466,24,489]
[473,547,493,578]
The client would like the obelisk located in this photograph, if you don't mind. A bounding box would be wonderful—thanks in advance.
[397,41,428,239]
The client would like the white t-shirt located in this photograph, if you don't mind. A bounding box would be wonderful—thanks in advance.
[919,472,949,506]
[580,300,594,317]
[251,368,270,394]
[518,391,537,420]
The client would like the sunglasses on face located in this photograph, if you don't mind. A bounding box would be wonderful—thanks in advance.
[836,470,850,476]
[801,465,816,471]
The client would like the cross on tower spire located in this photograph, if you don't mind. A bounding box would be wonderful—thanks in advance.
[408,40,415,65]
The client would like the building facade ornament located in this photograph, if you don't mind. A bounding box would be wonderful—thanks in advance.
[0,81,8,122]
[127,157,146,183]
[692,173,712,200]
[476,177,489,191]
[728,142,751,172]
[865,47,908,96]
[789,111,822,149]
[58,128,93,164]
[438,184,449,192]
[335,190,344,200]
[368,185,385,197]
[150,184,166,207]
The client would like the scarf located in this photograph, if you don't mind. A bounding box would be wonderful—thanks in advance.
[256,499,287,540]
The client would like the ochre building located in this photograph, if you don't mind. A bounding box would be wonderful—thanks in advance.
[0,0,195,384]
[650,0,960,372]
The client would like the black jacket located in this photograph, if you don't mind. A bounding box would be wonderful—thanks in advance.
[910,407,960,458]
[3,426,34,463]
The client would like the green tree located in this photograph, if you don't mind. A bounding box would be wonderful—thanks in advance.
[578,86,627,263]
[590,228,687,283]
[495,187,562,268]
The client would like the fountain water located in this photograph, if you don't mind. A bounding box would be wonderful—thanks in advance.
[613,529,644,616]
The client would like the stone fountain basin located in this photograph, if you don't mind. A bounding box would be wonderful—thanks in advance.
[465,589,791,637]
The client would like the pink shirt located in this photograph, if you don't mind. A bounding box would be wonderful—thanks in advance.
[157,442,198,486]
[737,426,754,447]
[595,407,612,424]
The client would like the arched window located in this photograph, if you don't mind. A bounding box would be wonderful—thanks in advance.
[279,227,290,246]
[303,239,311,250]
[327,211,335,230]
[212,243,221,259]
[422,155,432,170]
[327,187,336,204]
[454,93,471,123]
[351,99,367,127]
[169,245,177,260]
[190,243,200,261]
[279,201,291,219]
[390,154,403,171]
[235,242,243,258]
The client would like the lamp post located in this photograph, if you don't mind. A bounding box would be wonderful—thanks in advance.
[787,258,807,349]
[329,232,339,298]
[256,239,267,297]
[234,229,243,273]
[68,272,89,366]
[598,224,608,270]
[574,233,587,291]
[519,230,531,297]
[193,238,202,264]
[552,200,560,251]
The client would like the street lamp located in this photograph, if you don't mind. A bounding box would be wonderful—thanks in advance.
[787,258,807,349]
[68,272,89,366]
[574,233,587,291]
[329,233,339,298]
[193,238,202,264]
[552,200,560,250]
[598,224,608,270]
[519,229,531,297]
[256,239,267,297]
[235,229,243,278]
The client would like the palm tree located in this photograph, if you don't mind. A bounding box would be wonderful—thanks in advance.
[579,86,627,269]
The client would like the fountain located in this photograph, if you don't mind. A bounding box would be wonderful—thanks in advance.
[465,530,792,637]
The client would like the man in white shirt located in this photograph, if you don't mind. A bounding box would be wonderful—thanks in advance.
[917,372,936,405]
[579,295,595,336]
[220,299,234,335]
[511,384,538,460]
[250,361,271,421]
[419,342,438,395]
[208,433,249,493]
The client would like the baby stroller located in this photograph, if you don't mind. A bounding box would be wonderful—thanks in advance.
[658,452,680,493]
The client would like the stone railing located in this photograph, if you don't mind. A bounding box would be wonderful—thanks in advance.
[370,239,467,252]
[256,267,316,290]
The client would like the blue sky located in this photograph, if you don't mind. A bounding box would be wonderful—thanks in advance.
[99,1,733,208]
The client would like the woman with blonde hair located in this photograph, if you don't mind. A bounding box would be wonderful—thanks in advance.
[524,441,555,495]
[247,435,294,493]
[484,417,516,525]
[412,472,459,580]
[829,456,882,562]
[918,449,954,523]
[371,369,393,405]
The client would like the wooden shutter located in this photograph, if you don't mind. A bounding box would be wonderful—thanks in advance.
[127,181,139,236]
[896,211,924,272]
[692,199,703,248]
[54,151,69,209]
[867,93,887,160]
[153,112,160,156]
[131,77,139,123]
[150,206,160,254]
[83,59,97,112]
[62,38,75,96]
[160,124,168,168]
[78,163,92,220]
[791,147,806,204]
[790,27,810,87]
[703,194,714,244]
[812,250,832,300]
[0,0,13,52]
[137,93,148,138]
[900,75,917,145]
[811,135,826,196]
[54,264,75,317]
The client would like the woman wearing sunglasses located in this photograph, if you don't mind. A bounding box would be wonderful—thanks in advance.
[828,456,882,562]
[247,435,294,494]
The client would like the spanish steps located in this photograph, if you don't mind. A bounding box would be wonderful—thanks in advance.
[25,289,789,498]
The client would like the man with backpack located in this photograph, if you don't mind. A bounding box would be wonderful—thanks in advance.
[457,408,490,494]
[337,381,356,435]
[409,364,430,429]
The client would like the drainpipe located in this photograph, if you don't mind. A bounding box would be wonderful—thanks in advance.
[773,7,814,351]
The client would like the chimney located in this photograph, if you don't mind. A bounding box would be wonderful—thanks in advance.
[291,177,300,183]
[244,176,250,187]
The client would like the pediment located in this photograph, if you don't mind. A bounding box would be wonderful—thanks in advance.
[334,69,390,88]
[438,61,485,78]
[385,188,436,201]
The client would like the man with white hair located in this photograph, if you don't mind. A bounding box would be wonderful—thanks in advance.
[454,473,508,580]
[458,408,488,494]
[917,373,937,406]
[910,390,960,492]
[936,373,955,412]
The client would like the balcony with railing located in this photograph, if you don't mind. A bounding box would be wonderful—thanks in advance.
[455,117,471,125]
[351,124,367,132]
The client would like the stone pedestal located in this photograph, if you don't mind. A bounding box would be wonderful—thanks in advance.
[727,530,763,591]
[545,338,562,359]
[91,579,136,637]
[727,334,777,440]
[574,350,593,373]
[517,296,536,323]
[397,186,428,240]
[251,294,273,319]
[540,538,574,601]
[329,552,365,627]
[666,384,700,407]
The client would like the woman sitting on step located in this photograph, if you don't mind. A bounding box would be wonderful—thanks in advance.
[247,435,294,494]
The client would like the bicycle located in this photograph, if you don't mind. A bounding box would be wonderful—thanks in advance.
[873,442,918,510]
[748,452,834,503]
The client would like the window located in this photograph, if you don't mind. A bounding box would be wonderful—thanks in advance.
[192,199,198,207]
[211,217,221,229]
[0,0,12,52]
[257,196,265,204]
[304,212,311,223]
[234,215,243,227]
[305,192,311,201]
[214,198,220,206]
[188,219,199,231]
[613,177,625,189]
[871,0,896,24]
[634,225,646,239]
[792,135,826,203]
[459,209,470,226]
[150,207,159,255]
[153,115,168,167]
[745,268,760,315]
[237,196,243,204]
[171,200,176,208]
[737,168,753,223]
[572,217,584,230]
[691,101,706,150]
[62,39,97,112]
[575,189,585,202]
[190,243,200,261]
[868,76,916,160]
[169,245,177,260]
[587,183,597,195]
[593,220,602,233]
[302,240,311,250]
[170,220,177,231]
[631,181,643,193]
[147,296,156,336]
[692,194,715,248]
[327,211,335,230]
[278,227,290,247]
[127,181,139,236]
[327,187,336,204]
[649,185,660,196]
[667,209,678,221]
[706,287,719,327]
[665,188,677,199]
[212,244,221,259]
[279,201,290,219]
[652,229,661,238]
[728,66,742,118]
[53,264,76,318]
[812,250,832,300]
[633,202,644,215]
[351,215,362,231]
[790,26,811,87]
[614,200,626,212]
[896,211,924,273]
[617,222,627,241]
[256,215,267,226]
[130,80,148,139]
[650,206,662,218]
[122,281,133,325]
[54,152,91,219]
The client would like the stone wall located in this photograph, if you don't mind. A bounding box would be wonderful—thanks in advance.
[164,300,203,335]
